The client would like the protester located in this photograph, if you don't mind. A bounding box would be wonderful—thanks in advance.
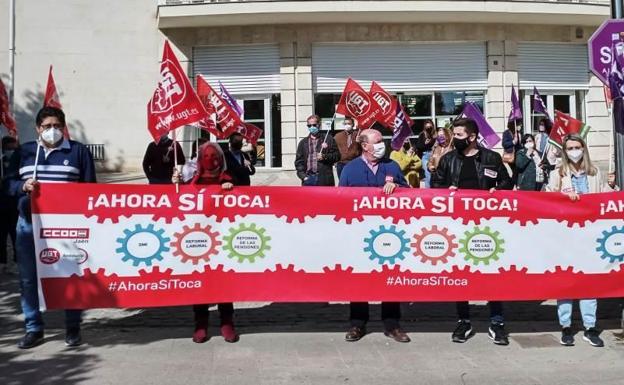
[142,134,185,184]
[515,134,546,191]
[334,116,361,178]
[294,114,340,186]
[431,118,512,345]
[173,142,239,343]
[390,139,421,188]
[414,119,436,187]
[534,118,551,154]
[224,132,255,186]
[607,171,620,192]
[502,120,523,186]
[339,128,410,343]
[181,138,208,183]
[545,134,613,347]
[427,126,453,177]
[4,107,96,349]
[1,136,19,274]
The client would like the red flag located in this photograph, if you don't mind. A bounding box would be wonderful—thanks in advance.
[0,78,16,138]
[43,66,70,139]
[195,76,263,143]
[549,110,590,149]
[369,81,397,128]
[336,78,382,129]
[147,41,210,142]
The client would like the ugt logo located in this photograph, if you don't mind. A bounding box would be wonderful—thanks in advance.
[372,92,392,114]
[150,60,186,113]
[346,90,371,116]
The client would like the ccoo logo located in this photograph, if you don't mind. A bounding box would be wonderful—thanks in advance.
[39,248,60,264]
[346,90,371,116]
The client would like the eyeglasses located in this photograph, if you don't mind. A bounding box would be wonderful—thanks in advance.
[40,123,63,129]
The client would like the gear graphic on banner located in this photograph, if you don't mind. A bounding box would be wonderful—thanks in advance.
[223,223,271,263]
[596,225,624,263]
[459,226,505,266]
[363,225,410,265]
[411,225,458,265]
[171,223,221,265]
[116,224,170,267]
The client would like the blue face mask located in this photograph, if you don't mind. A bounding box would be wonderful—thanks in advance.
[308,124,319,135]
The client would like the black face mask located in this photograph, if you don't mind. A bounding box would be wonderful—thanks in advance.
[231,141,243,151]
[453,137,470,152]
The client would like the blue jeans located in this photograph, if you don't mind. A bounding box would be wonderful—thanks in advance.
[422,151,432,188]
[16,217,82,332]
[557,299,597,329]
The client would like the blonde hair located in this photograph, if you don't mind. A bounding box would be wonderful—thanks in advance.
[558,134,596,177]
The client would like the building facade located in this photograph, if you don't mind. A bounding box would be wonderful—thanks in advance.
[0,0,614,172]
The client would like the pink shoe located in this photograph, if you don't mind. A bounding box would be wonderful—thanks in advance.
[220,322,239,343]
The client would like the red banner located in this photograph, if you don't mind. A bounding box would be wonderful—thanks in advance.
[336,78,383,129]
[146,41,209,142]
[31,184,624,310]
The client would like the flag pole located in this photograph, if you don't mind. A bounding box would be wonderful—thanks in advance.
[320,112,336,154]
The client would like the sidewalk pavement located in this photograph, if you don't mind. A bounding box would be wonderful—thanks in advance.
[2,271,624,385]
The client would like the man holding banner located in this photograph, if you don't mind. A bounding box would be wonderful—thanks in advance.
[339,128,410,343]
[4,107,96,349]
[431,118,512,345]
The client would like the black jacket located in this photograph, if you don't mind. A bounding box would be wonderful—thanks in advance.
[431,146,512,190]
[224,150,256,186]
[142,138,185,183]
[294,133,340,186]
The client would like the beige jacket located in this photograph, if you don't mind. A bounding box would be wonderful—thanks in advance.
[546,167,613,193]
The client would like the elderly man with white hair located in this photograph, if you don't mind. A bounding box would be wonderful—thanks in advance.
[338,128,410,343]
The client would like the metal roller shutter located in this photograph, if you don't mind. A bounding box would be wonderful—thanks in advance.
[193,44,280,94]
[518,43,589,90]
[312,42,487,93]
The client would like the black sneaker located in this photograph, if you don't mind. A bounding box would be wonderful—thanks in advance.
[65,328,83,347]
[583,328,604,347]
[17,331,44,349]
[488,323,509,345]
[451,320,473,343]
[560,327,574,346]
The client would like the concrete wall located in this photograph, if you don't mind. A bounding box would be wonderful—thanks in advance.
[0,0,163,172]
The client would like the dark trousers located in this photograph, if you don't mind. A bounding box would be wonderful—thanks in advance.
[0,206,18,264]
[350,302,401,331]
[456,301,504,324]
[193,303,234,323]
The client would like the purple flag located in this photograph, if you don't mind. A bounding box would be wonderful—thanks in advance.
[390,102,414,151]
[218,81,243,117]
[461,102,501,149]
[532,87,551,123]
[508,85,522,122]
[609,37,624,135]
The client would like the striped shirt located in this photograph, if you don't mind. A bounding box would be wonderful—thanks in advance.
[5,139,96,219]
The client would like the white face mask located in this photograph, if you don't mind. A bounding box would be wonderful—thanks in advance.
[566,149,583,163]
[538,125,546,132]
[371,142,386,159]
[41,128,64,145]
[344,124,353,131]
[524,142,535,150]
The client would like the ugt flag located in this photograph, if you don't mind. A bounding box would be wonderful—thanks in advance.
[548,110,590,149]
[0,77,16,138]
[336,78,382,129]
[147,41,209,142]
[369,81,397,128]
[460,102,501,149]
[508,85,522,122]
[196,76,263,143]
[43,66,70,139]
